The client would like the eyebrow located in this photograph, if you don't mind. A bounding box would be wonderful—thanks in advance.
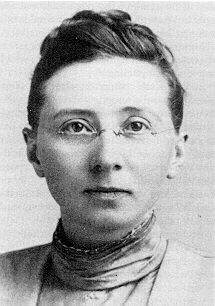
[120,106,162,123]
[53,109,96,120]
[53,106,162,123]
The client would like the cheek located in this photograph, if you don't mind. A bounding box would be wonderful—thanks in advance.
[126,139,173,183]
[37,140,89,187]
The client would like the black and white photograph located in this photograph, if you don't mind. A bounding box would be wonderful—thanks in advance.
[0,2,214,305]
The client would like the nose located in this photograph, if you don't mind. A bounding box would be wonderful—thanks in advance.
[89,130,123,175]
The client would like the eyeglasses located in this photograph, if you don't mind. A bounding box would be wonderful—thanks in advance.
[56,117,176,143]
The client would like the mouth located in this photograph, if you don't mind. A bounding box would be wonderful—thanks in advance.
[84,187,131,200]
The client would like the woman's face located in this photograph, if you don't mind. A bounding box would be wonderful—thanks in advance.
[34,58,181,236]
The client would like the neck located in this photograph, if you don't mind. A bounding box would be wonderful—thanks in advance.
[51,211,166,291]
[60,210,154,250]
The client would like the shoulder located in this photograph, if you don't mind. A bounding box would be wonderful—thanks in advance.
[0,243,52,279]
[149,240,214,306]
[0,243,52,261]
[165,239,214,268]
[0,243,52,304]
[165,239,214,285]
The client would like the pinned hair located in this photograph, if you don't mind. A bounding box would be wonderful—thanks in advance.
[28,10,185,132]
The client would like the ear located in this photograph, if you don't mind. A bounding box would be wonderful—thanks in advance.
[22,127,44,178]
[167,133,188,179]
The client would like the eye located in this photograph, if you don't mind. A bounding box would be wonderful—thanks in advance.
[123,117,151,134]
[128,122,145,132]
[68,122,85,133]
[57,119,95,135]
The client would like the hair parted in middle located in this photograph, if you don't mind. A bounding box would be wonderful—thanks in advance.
[28,10,185,133]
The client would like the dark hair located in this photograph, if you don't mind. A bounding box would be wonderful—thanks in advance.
[28,10,185,132]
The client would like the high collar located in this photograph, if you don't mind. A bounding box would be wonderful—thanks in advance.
[51,212,167,290]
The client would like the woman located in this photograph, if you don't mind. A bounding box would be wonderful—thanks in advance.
[0,9,213,306]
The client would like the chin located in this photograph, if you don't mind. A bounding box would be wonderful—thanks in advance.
[87,207,145,233]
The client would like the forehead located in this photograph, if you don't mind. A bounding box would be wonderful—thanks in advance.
[43,58,170,121]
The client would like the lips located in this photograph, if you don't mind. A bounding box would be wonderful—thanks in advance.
[84,187,131,200]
